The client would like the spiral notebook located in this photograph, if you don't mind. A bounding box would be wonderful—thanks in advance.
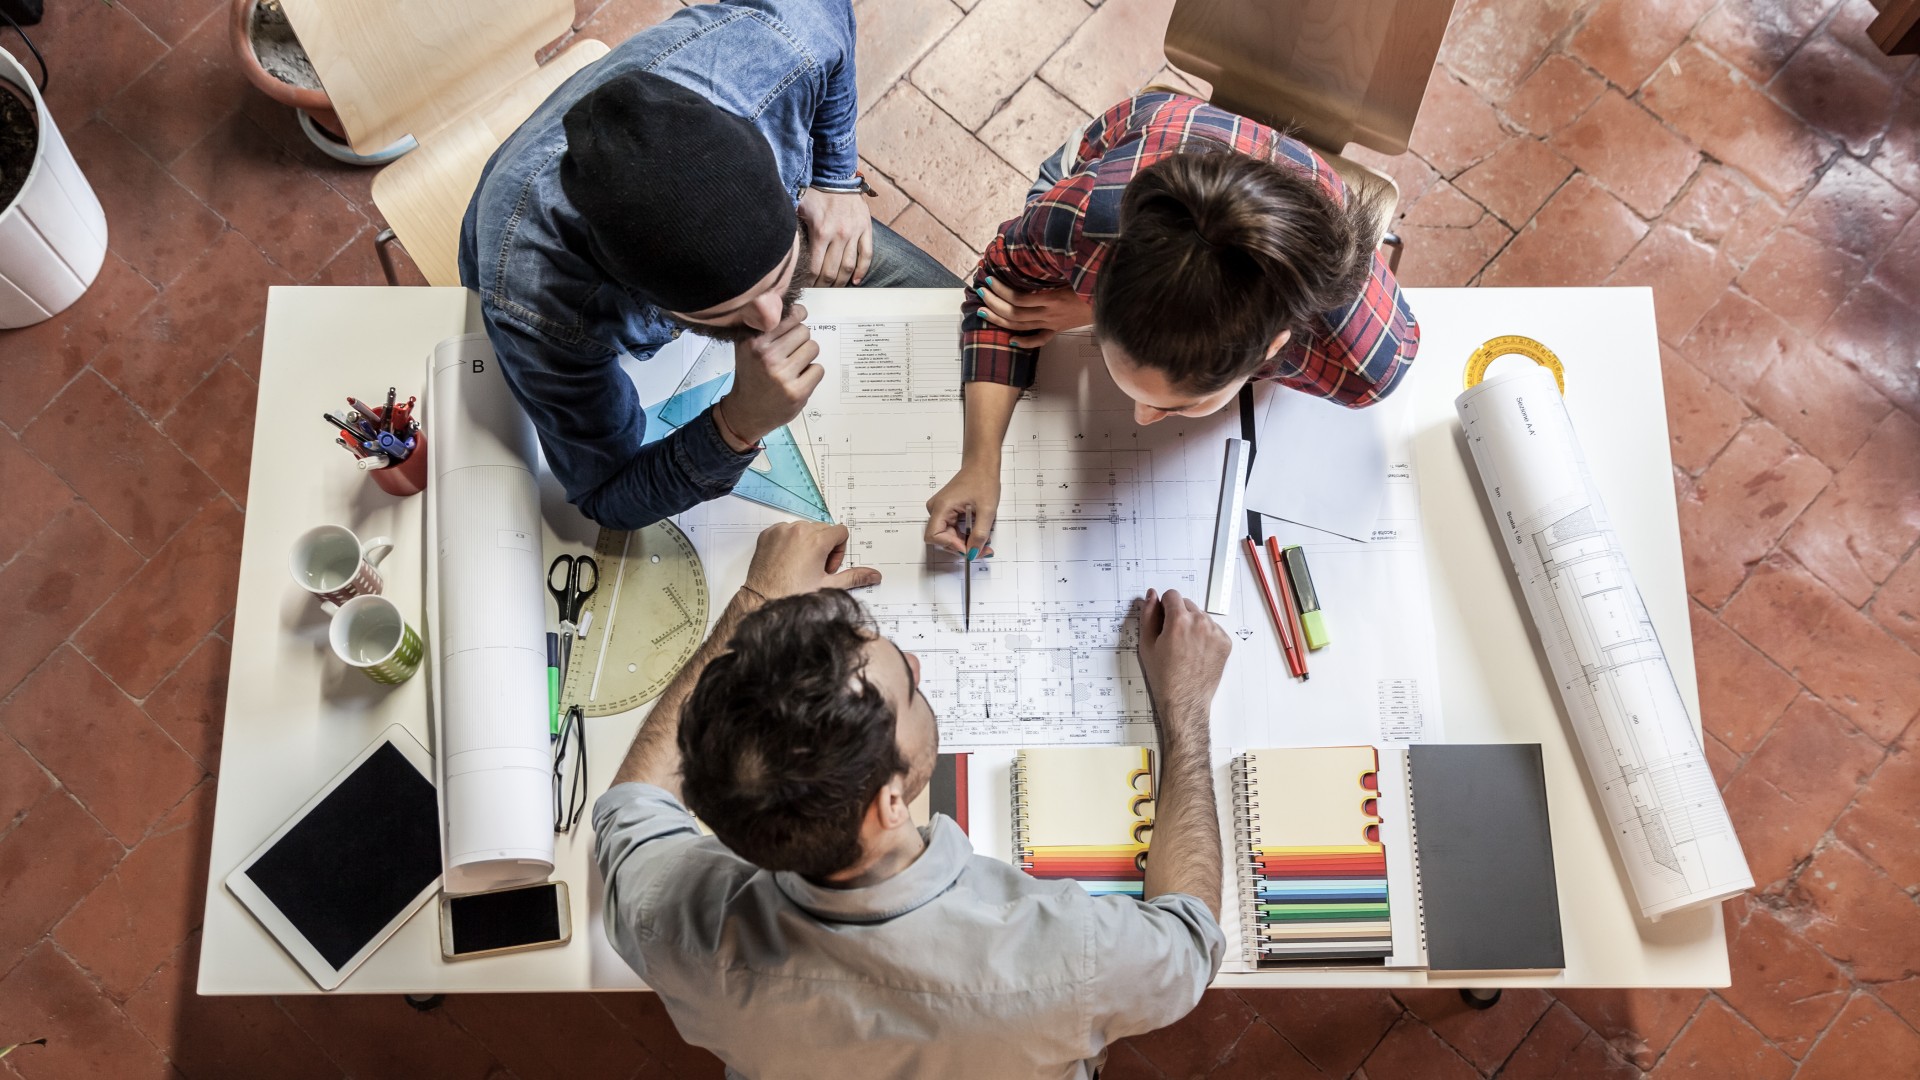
[1231,744,1564,973]
[1233,746,1394,964]
[1012,747,1155,897]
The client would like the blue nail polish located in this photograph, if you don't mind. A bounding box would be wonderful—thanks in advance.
[967,547,978,561]
[975,287,987,300]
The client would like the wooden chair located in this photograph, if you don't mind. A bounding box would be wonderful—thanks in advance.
[280,0,611,287]
[1163,0,1460,270]
[1866,0,1919,55]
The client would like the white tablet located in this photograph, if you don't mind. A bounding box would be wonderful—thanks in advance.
[225,725,443,990]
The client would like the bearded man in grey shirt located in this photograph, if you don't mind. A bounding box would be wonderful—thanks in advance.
[594,520,1231,1079]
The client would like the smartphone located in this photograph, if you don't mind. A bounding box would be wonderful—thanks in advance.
[439,881,572,961]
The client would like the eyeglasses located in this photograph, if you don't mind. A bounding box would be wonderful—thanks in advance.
[553,704,588,834]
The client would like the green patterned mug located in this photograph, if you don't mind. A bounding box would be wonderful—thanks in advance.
[329,595,424,685]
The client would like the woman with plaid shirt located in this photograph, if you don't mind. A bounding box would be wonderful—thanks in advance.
[925,91,1421,559]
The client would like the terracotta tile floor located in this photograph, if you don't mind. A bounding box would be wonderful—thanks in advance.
[3,0,1917,1076]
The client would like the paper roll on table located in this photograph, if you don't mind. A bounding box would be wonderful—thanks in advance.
[1455,367,1751,921]
[427,335,554,894]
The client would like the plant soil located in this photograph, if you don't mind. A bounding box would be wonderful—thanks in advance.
[251,0,324,91]
[0,84,34,213]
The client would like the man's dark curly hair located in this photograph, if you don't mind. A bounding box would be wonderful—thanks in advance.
[678,590,907,878]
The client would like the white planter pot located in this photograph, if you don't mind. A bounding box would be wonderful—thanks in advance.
[0,46,108,329]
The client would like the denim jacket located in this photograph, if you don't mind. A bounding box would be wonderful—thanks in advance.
[458,0,860,530]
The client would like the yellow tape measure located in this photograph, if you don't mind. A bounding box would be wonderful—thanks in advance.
[1463,335,1565,395]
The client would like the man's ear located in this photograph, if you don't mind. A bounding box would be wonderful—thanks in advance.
[1265,327,1293,360]
[873,774,911,830]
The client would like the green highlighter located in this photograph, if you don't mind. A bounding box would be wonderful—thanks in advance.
[1281,545,1329,651]
[546,632,561,736]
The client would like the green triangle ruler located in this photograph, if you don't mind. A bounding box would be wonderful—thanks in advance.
[642,340,833,523]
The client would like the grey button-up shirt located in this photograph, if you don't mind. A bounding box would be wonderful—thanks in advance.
[594,782,1226,1079]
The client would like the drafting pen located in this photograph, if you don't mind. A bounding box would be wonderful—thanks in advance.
[1244,537,1301,675]
[324,410,375,441]
[355,453,392,471]
[345,396,385,427]
[1282,545,1329,650]
[546,633,561,737]
[382,387,398,432]
[963,513,974,633]
[1267,537,1309,679]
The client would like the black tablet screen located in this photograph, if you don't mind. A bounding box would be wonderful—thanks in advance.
[244,742,442,970]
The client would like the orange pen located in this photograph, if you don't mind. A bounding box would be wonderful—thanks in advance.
[1245,537,1303,678]
[1267,537,1309,679]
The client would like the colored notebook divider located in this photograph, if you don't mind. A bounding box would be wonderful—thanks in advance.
[643,373,834,523]
[1022,847,1148,897]
[1246,844,1393,960]
[1013,746,1155,899]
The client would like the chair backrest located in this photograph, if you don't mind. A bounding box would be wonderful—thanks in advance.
[280,0,608,286]
[1164,0,1456,156]
[281,0,576,153]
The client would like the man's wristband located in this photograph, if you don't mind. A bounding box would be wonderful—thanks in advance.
[711,400,762,454]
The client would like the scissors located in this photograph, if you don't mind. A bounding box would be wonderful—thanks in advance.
[547,553,599,681]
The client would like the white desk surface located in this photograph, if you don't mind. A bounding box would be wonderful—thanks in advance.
[200,285,1728,994]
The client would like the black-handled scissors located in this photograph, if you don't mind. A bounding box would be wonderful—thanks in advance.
[548,553,598,681]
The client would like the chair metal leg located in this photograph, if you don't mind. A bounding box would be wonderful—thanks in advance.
[1461,987,1501,1009]
[373,228,404,287]
[1382,231,1403,275]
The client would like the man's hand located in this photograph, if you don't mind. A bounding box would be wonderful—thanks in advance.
[743,521,882,600]
[975,276,1093,349]
[798,187,874,287]
[1137,588,1231,739]
[924,464,1000,558]
[716,304,821,449]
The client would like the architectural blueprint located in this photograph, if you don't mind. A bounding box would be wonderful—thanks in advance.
[1457,367,1751,920]
[640,291,1444,753]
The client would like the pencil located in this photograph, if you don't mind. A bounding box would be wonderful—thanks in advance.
[1267,537,1309,679]
[1245,537,1302,676]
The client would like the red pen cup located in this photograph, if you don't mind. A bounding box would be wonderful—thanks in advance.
[364,405,428,497]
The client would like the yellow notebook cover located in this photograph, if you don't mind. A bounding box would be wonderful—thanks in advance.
[1014,747,1155,850]
[1241,746,1380,850]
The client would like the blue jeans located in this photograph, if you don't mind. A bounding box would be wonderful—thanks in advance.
[863,219,963,288]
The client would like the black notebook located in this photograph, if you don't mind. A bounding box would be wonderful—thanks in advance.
[1407,743,1564,973]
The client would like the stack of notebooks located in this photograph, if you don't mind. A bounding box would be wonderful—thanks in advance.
[1011,747,1154,897]
[1234,746,1394,962]
[1232,743,1565,974]
[998,742,1564,975]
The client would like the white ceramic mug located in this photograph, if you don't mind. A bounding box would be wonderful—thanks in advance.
[290,525,393,610]
[329,595,424,685]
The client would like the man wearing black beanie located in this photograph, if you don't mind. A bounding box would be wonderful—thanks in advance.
[459,0,958,530]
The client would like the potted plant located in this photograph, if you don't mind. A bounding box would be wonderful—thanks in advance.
[0,44,106,329]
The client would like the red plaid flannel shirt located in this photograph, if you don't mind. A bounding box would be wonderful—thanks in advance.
[961,93,1419,407]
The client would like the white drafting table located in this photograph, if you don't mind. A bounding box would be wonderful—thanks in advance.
[200,285,1728,993]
